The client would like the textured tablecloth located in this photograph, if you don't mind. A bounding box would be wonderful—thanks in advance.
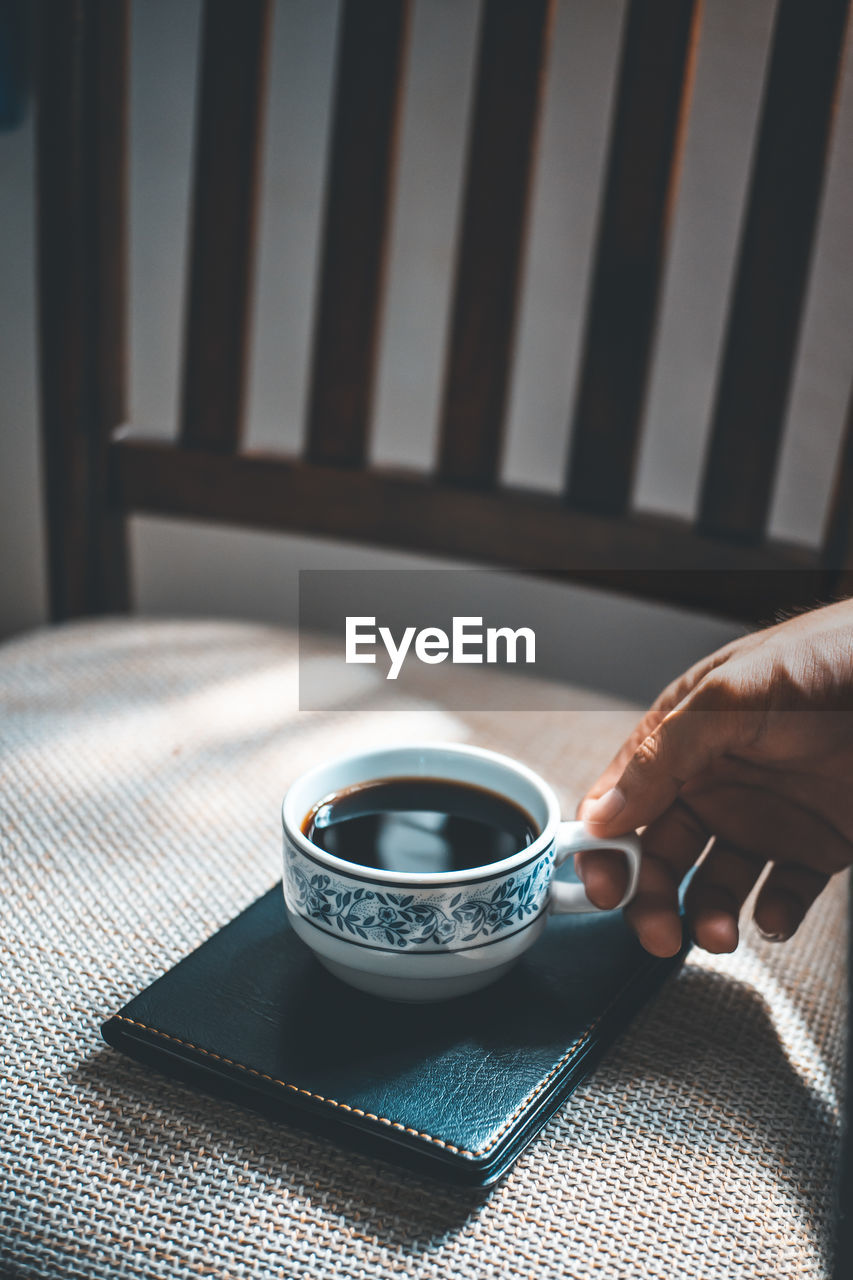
[1,619,847,1279]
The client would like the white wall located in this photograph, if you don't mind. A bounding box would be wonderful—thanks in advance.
[3,0,853,701]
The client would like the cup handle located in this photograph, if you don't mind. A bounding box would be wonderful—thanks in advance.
[550,820,641,915]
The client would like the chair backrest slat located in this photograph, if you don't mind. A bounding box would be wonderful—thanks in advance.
[822,382,853,578]
[92,0,129,444]
[37,1,853,629]
[305,0,411,467]
[436,0,553,488]
[565,0,700,517]
[37,0,129,619]
[179,0,271,453]
[698,0,850,542]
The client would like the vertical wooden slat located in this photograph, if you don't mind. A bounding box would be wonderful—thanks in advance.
[822,381,853,593]
[91,0,130,610]
[436,0,554,488]
[565,0,700,516]
[37,0,130,620]
[698,0,850,542]
[305,0,411,467]
[180,0,271,452]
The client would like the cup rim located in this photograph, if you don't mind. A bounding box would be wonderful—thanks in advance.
[281,742,561,886]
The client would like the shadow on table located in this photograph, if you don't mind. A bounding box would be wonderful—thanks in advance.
[545,958,842,1274]
[71,955,842,1262]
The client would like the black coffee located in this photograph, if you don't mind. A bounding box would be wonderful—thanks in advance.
[302,777,538,874]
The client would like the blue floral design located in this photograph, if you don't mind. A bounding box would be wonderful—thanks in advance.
[284,849,554,949]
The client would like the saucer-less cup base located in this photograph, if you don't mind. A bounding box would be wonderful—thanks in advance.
[281,744,640,1002]
[288,911,549,1001]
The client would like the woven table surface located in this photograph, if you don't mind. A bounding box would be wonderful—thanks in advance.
[1,619,847,1280]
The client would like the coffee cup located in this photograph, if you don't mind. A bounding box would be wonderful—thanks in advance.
[281,743,640,1002]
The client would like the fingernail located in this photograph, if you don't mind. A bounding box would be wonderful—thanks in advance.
[757,925,787,942]
[583,787,626,826]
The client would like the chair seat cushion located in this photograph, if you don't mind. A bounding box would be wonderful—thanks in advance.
[1,619,846,1279]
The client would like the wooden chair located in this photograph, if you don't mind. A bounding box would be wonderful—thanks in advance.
[30,0,852,1275]
[37,0,853,627]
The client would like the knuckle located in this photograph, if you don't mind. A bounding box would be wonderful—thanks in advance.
[690,666,763,735]
[691,670,743,713]
[631,733,662,772]
[668,798,711,842]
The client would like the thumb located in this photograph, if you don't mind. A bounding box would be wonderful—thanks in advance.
[580,678,763,835]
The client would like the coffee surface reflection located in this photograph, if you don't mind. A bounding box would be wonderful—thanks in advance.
[302,777,538,875]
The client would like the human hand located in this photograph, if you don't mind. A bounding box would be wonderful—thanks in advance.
[576,598,853,957]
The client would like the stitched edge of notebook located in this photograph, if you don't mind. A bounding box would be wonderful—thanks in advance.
[109,960,665,1161]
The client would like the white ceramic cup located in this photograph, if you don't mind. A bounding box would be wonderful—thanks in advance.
[282,743,640,1002]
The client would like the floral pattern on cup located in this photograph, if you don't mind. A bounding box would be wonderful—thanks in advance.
[284,846,555,950]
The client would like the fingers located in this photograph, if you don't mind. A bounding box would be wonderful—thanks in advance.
[580,643,750,810]
[580,710,660,809]
[672,779,853,877]
[578,782,837,956]
[621,801,709,957]
[573,847,629,910]
[580,675,764,837]
[753,863,830,941]
[621,854,688,958]
[575,798,703,913]
[684,840,765,953]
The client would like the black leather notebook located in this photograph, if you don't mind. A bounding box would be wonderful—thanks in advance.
[102,883,687,1185]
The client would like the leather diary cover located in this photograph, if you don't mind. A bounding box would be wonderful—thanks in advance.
[102,882,687,1186]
